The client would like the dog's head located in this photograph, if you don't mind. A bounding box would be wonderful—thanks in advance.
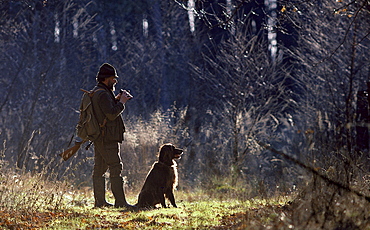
[158,143,183,165]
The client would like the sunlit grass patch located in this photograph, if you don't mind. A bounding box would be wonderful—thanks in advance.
[1,167,368,229]
[0,171,77,212]
[37,195,289,229]
[112,197,290,229]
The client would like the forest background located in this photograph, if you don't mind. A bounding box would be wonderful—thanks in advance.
[0,0,370,228]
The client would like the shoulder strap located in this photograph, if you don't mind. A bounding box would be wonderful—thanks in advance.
[80,88,105,98]
[80,88,107,129]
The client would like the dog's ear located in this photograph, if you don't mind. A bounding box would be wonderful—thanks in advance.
[159,144,174,164]
[159,143,173,154]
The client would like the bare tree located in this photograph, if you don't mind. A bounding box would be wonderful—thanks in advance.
[273,0,370,227]
[0,1,99,172]
[190,17,294,188]
[280,0,370,175]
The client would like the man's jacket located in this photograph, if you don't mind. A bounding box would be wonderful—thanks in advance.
[91,83,125,143]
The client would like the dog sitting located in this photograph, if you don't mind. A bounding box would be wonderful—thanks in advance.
[136,143,183,209]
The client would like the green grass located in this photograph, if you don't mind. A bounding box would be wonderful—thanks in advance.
[0,180,291,230]
[1,170,369,229]
[39,196,288,229]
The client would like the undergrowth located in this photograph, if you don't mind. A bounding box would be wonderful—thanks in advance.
[0,167,369,229]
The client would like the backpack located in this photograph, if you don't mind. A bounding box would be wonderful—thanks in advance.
[76,88,107,142]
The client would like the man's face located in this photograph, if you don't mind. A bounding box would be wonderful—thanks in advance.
[103,76,118,90]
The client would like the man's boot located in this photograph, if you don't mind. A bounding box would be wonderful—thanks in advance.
[110,177,135,209]
[93,176,113,208]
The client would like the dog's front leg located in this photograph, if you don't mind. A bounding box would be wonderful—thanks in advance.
[160,192,167,208]
[166,191,177,208]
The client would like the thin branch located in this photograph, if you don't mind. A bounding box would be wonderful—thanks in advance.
[173,0,249,29]
[212,0,248,29]
[356,29,370,45]
[256,140,370,202]
[315,0,368,66]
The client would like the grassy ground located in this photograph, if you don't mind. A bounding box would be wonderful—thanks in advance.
[1,170,369,229]
[0,193,291,229]
[0,173,292,230]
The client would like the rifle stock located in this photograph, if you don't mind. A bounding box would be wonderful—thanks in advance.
[59,141,86,161]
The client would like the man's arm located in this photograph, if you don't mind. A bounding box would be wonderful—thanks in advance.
[98,92,125,121]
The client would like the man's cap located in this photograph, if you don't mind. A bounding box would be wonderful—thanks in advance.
[96,63,118,82]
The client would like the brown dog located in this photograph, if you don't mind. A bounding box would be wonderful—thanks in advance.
[136,143,183,209]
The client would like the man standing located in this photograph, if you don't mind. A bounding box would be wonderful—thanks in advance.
[91,63,133,208]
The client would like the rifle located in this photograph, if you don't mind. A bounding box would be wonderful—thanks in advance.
[59,140,93,161]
